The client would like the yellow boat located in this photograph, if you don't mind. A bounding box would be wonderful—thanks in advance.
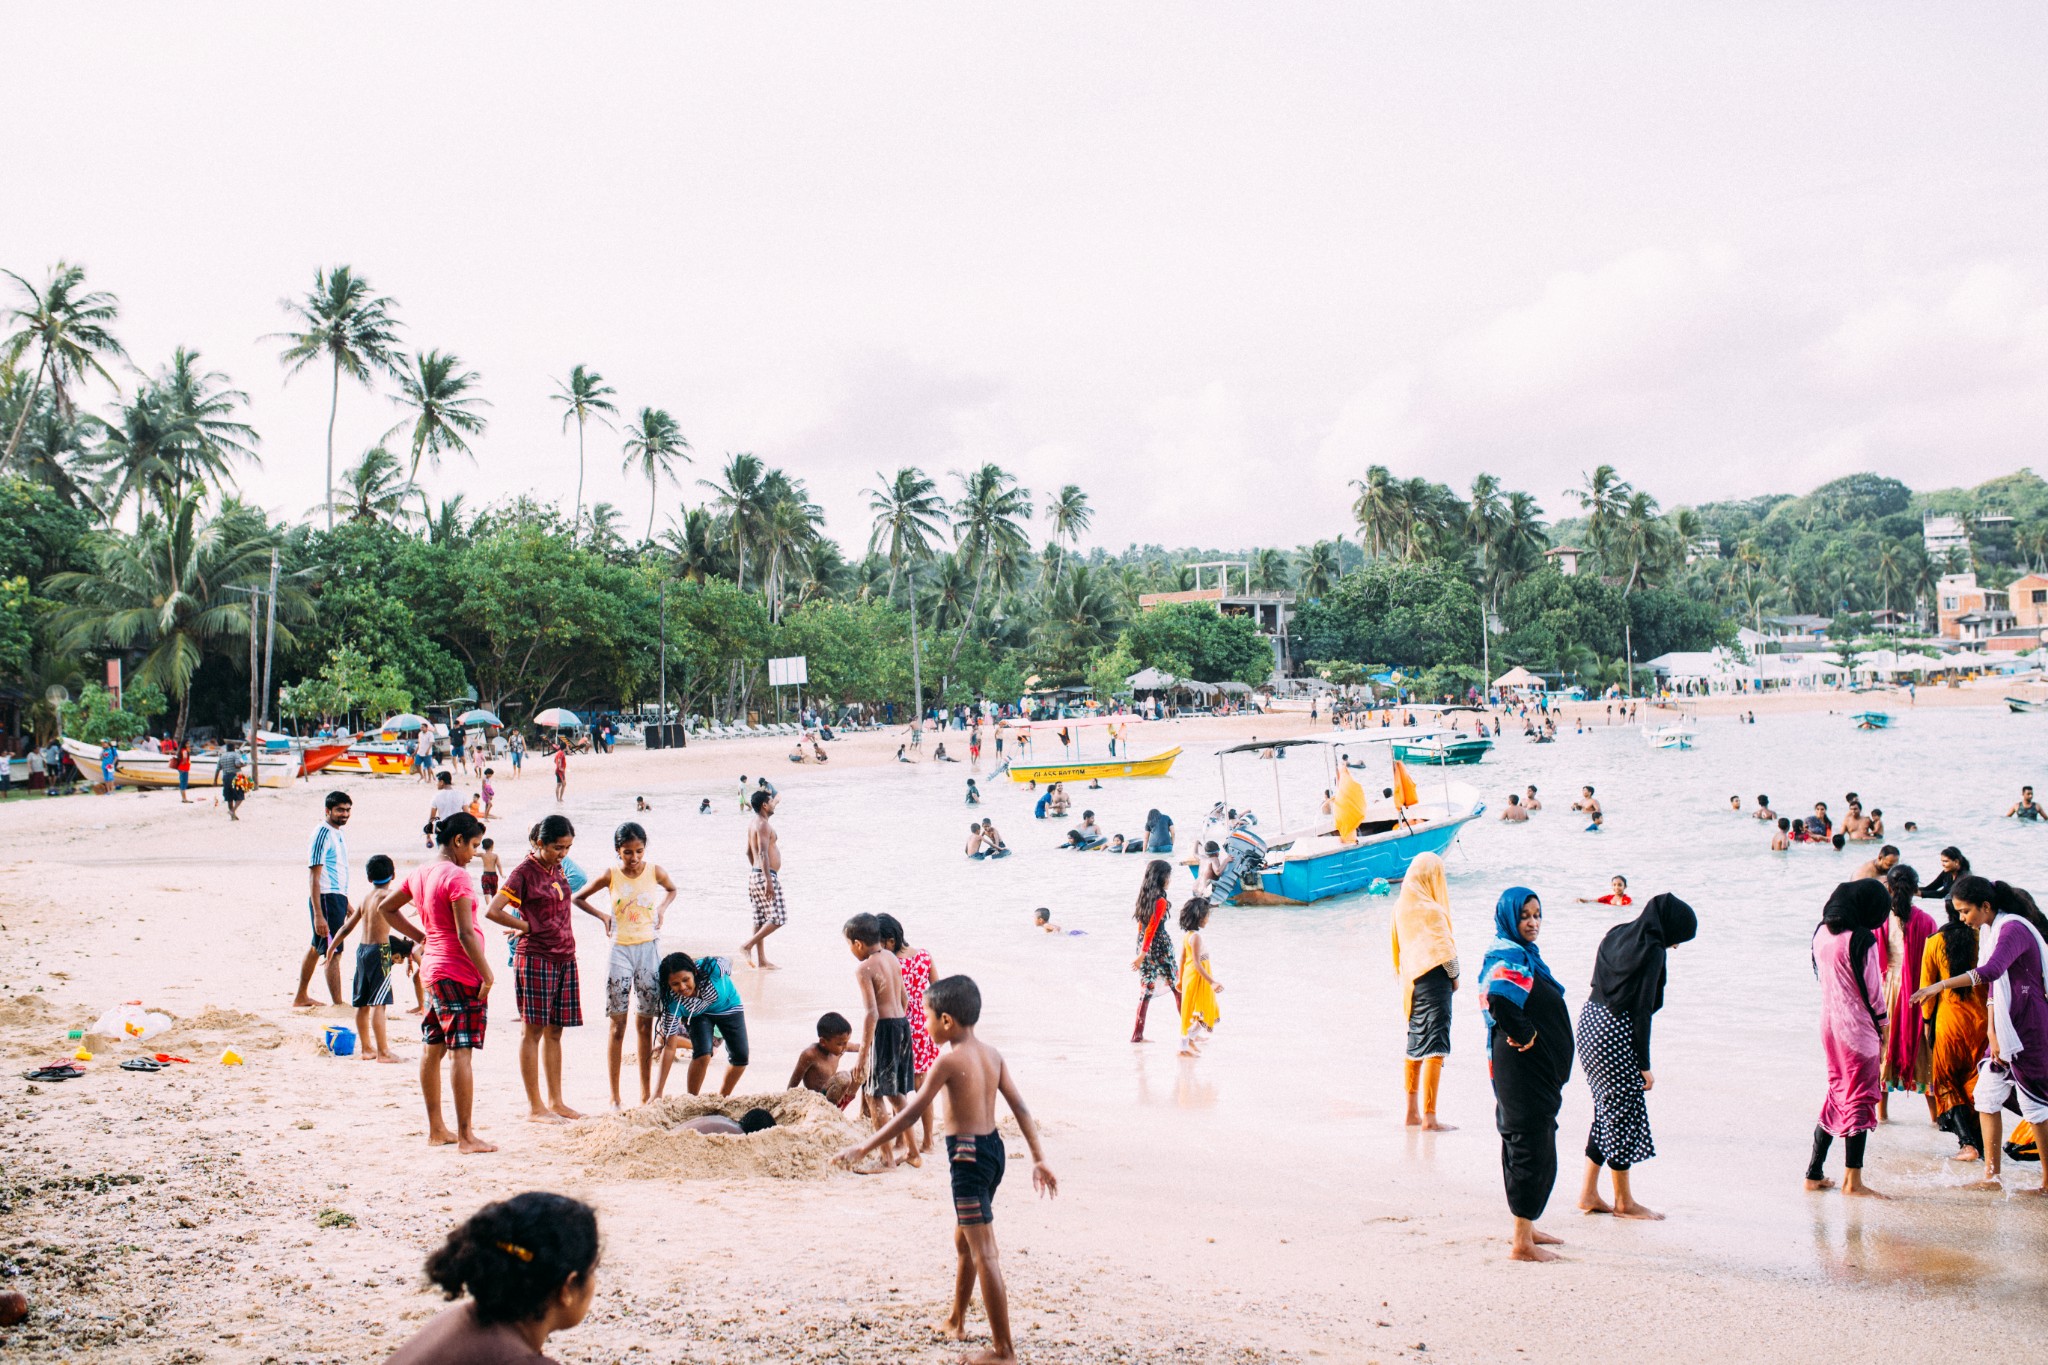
[1004,746,1182,783]
[327,741,415,777]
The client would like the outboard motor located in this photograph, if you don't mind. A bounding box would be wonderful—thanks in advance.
[1209,823,1269,903]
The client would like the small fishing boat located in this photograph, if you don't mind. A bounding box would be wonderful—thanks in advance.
[1643,724,1697,751]
[2007,696,2045,715]
[327,739,416,776]
[1001,716,1179,784]
[1203,731,1484,906]
[1852,710,1893,730]
[297,742,352,778]
[1392,734,1493,765]
[60,736,298,789]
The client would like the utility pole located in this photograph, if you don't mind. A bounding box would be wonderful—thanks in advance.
[261,549,280,730]
[227,585,264,789]
[657,576,668,740]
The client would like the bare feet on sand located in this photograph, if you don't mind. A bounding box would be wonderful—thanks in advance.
[528,1110,568,1125]
[1420,1117,1456,1132]
[1613,1201,1664,1220]
[960,1350,1016,1364]
[428,1128,458,1147]
[1803,1177,1836,1191]
[1510,1242,1559,1263]
[457,1134,498,1155]
[1952,1146,1982,1162]
[1580,1194,1614,1214]
[935,1318,967,1342]
[550,1102,585,1120]
[1842,1183,1889,1199]
[375,1054,405,1065]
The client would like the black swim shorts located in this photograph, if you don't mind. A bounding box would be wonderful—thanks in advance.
[947,1131,1007,1226]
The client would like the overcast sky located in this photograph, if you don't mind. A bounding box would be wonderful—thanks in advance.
[8,4,2047,553]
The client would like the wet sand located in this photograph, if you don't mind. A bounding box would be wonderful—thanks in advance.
[3,690,2045,1363]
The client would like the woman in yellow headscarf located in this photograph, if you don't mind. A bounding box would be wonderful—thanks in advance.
[1391,851,1458,1129]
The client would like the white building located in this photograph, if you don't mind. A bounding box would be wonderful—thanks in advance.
[1923,513,1969,563]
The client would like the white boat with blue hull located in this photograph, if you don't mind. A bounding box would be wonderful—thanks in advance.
[1200,732,1485,907]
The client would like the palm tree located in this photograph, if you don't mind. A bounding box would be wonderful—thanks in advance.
[92,388,184,532]
[326,446,416,523]
[1874,542,1906,619]
[1349,465,1401,560]
[148,347,258,504]
[1296,540,1339,598]
[946,463,1033,672]
[924,551,975,634]
[866,467,948,726]
[0,373,102,511]
[3,262,126,463]
[757,472,825,622]
[271,266,400,530]
[660,506,724,584]
[1250,546,1291,591]
[1047,563,1121,654]
[581,501,625,556]
[385,349,488,480]
[45,495,304,740]
[699,453,769,592]
[1575,464,1632,566]
[552,365,617,543]
[1044,484,1093,592]
[619,407,691,545]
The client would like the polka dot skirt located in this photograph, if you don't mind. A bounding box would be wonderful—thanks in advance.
[1577,998,1656,1169]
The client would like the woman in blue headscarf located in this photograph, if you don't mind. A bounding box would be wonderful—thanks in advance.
[1481,886,1573,1262]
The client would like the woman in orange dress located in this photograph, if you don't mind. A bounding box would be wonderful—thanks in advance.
[1920,902,1989,1161]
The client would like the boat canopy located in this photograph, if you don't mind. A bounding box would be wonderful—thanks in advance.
[1215,728,1450,756]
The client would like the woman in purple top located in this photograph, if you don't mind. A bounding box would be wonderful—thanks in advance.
[1806,880,1890,1197]
[1914,875,2048,1193]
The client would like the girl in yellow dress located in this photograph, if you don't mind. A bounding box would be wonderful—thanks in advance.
[1179,898,1222,1056]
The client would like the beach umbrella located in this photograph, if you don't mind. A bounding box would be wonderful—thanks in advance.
[533,707,583,728]
[457,708,503,727]
[380,713,430,732]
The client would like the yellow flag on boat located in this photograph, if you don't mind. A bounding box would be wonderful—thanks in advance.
[1332,766,1366,846]
[1393,760,1419,809]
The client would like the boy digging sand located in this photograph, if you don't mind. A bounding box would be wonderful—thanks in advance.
[834,974,1056,1364]
[789,1011,860,1109]
[845,913,919,1168]
[325,854,418,1062]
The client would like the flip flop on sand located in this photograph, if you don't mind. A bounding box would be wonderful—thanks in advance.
[22,1065,83,1082]
[119,1059,165,1073]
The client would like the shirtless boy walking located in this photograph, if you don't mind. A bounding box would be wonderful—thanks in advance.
[325,853,419,1062]
[845,913,919,1168]
[740,790,785,968]
[834,974,1057,1364]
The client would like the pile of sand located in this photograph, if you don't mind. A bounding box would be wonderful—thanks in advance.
[85,1005,283,1055]
[564,1090,866,1181]
[0,992,54,1030]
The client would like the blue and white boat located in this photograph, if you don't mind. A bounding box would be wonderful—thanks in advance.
[1203,732,1485,907]
[1852,710,1893,730]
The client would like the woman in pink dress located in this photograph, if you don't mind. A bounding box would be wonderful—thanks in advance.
[877,913,939,1156]
[1807,880,1890,1197]
[1878,864,1936,1120]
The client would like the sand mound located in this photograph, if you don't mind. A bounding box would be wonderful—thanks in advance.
[0,992,54,1029]
[85,1005,285,1054]
[564,1089,865,1181]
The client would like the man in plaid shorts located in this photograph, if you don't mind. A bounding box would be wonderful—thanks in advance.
[489,813,592,1122]
[740,789,785,969]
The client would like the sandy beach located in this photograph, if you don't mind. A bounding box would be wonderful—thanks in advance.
[4,686,2046,1364]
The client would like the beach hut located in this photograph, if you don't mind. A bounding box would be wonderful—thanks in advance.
[1492,666,1545,696]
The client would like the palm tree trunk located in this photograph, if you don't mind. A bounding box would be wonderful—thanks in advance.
[573,414,587,545]
[907,575,925,728]
[3,352,50,464]
[324,353,341,532]
[947,561,987,673]
[174,688,191,744]
[646,473,658,546]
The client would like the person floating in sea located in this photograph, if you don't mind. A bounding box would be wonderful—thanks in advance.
[1524,785,1542,812]
[1390,851,1458,1131]
[1578,893,1696,1220]
[831,974,1057,1364]
[1753,794,1775,821]
[1772,818,1793,851]
[1912,877,2048,1193]
[1571,786,1602,832]
[1806,880,1890,1198]
[1918,846,1969,904]
[1500,793,1528,823]
[1482,886,1572,1262]
[2006,786,2043,821]
[1576,875,1631,907]
[966,778,981,806]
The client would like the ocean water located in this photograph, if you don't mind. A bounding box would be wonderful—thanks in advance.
[621,705,2048,1300]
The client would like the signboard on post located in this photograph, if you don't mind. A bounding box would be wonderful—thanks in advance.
[767,656,809,688]
[106,658,123,710]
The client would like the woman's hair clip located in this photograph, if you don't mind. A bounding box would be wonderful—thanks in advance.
[496,1240,534,1262]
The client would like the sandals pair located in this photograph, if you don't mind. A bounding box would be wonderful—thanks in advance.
[119,1059,165,1073]
[22,1063,84,1082]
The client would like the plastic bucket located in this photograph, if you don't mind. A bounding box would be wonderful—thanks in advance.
[323,1025,357,1057]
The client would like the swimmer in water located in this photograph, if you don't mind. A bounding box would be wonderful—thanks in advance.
[2006,786,2043,821]
[1576,875,1631,906]
[1772,818,1792,851]
[1571,785,1602,832]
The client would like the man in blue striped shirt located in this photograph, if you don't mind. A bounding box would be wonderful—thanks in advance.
[296,791,353,1008]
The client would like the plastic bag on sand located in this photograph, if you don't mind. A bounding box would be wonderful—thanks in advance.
[91,1004,175,1041]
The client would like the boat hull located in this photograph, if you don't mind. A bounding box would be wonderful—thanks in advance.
[1228,808,1483,906]
[2008,698,2043,715]
[328,745,414,776]
[1004,747,1181,783]
[1852,712,1892,730]
[1392,739,1492,765]
[297,743,351,778]
[60,737,295,789]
